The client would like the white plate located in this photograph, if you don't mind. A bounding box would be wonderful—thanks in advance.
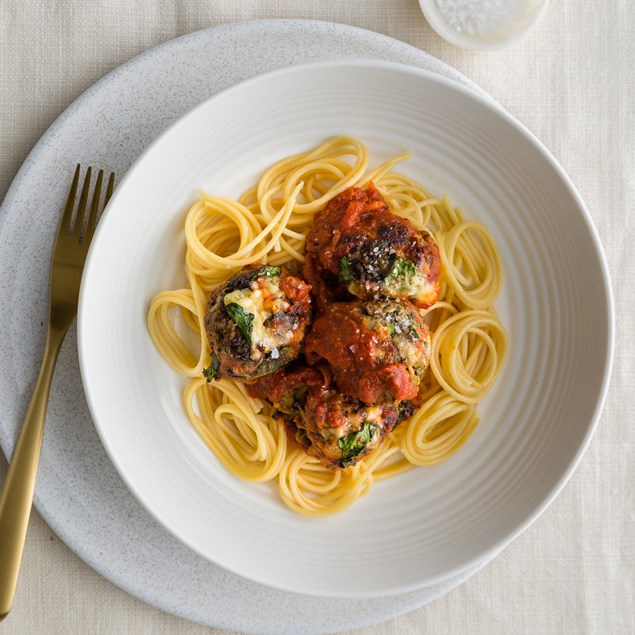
[78,59,613,598]
[0,21,499,633]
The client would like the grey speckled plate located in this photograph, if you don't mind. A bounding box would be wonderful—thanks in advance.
[0,20,495,634]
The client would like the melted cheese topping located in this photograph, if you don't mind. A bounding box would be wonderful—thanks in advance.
[319,405,384,443]
[223,277,293,360]
[381,267,434,302]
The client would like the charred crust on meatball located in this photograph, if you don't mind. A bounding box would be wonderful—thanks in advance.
[303,183,441,308]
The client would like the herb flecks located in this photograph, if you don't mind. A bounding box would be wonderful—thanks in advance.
[337,422,377,467]
[202,352,221,382]
[253,265,281,279]
[339,256,355,283]
[225,303,254,345]
[388,257,417,280]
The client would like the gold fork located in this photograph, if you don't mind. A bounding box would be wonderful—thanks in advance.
[0,166,115,621]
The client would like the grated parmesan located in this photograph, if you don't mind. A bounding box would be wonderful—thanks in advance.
[433,0,541,36]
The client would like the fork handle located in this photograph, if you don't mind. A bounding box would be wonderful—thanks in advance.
[0,324,69,622]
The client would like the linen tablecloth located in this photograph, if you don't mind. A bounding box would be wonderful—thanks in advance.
[1,2,633,633]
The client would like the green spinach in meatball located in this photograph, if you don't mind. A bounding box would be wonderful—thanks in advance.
[303,183,441,308]
[304,299,431,404]
[204,264,311,381]
[295,387,412,468]
[246,356,417,469]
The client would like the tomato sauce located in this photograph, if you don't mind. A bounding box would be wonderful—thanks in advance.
[304,302,419,404]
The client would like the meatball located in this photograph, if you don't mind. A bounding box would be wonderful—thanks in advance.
[248,364,416,468]
[204,264,311,380]
[304,300,431,404]
[296,387,408,468]
[304,183,441,308]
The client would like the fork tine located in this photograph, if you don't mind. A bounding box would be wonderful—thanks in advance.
[0,164,116,622]
[60,165,81,234]
[85,169,104,239]
[72,167,92,238]
[104,172,115,206]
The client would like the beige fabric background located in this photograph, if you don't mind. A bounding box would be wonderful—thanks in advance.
[1,1,633,633]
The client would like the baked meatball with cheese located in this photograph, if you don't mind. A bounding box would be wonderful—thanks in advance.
[247,361,416,468]
[304,299,431,404]
[294,387,413,468]
[204,264,312,381]
[303,183,441,308]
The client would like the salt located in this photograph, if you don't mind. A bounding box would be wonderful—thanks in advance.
[433,0,539,37]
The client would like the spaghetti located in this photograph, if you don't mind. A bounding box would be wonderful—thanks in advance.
[147,136,508,516]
